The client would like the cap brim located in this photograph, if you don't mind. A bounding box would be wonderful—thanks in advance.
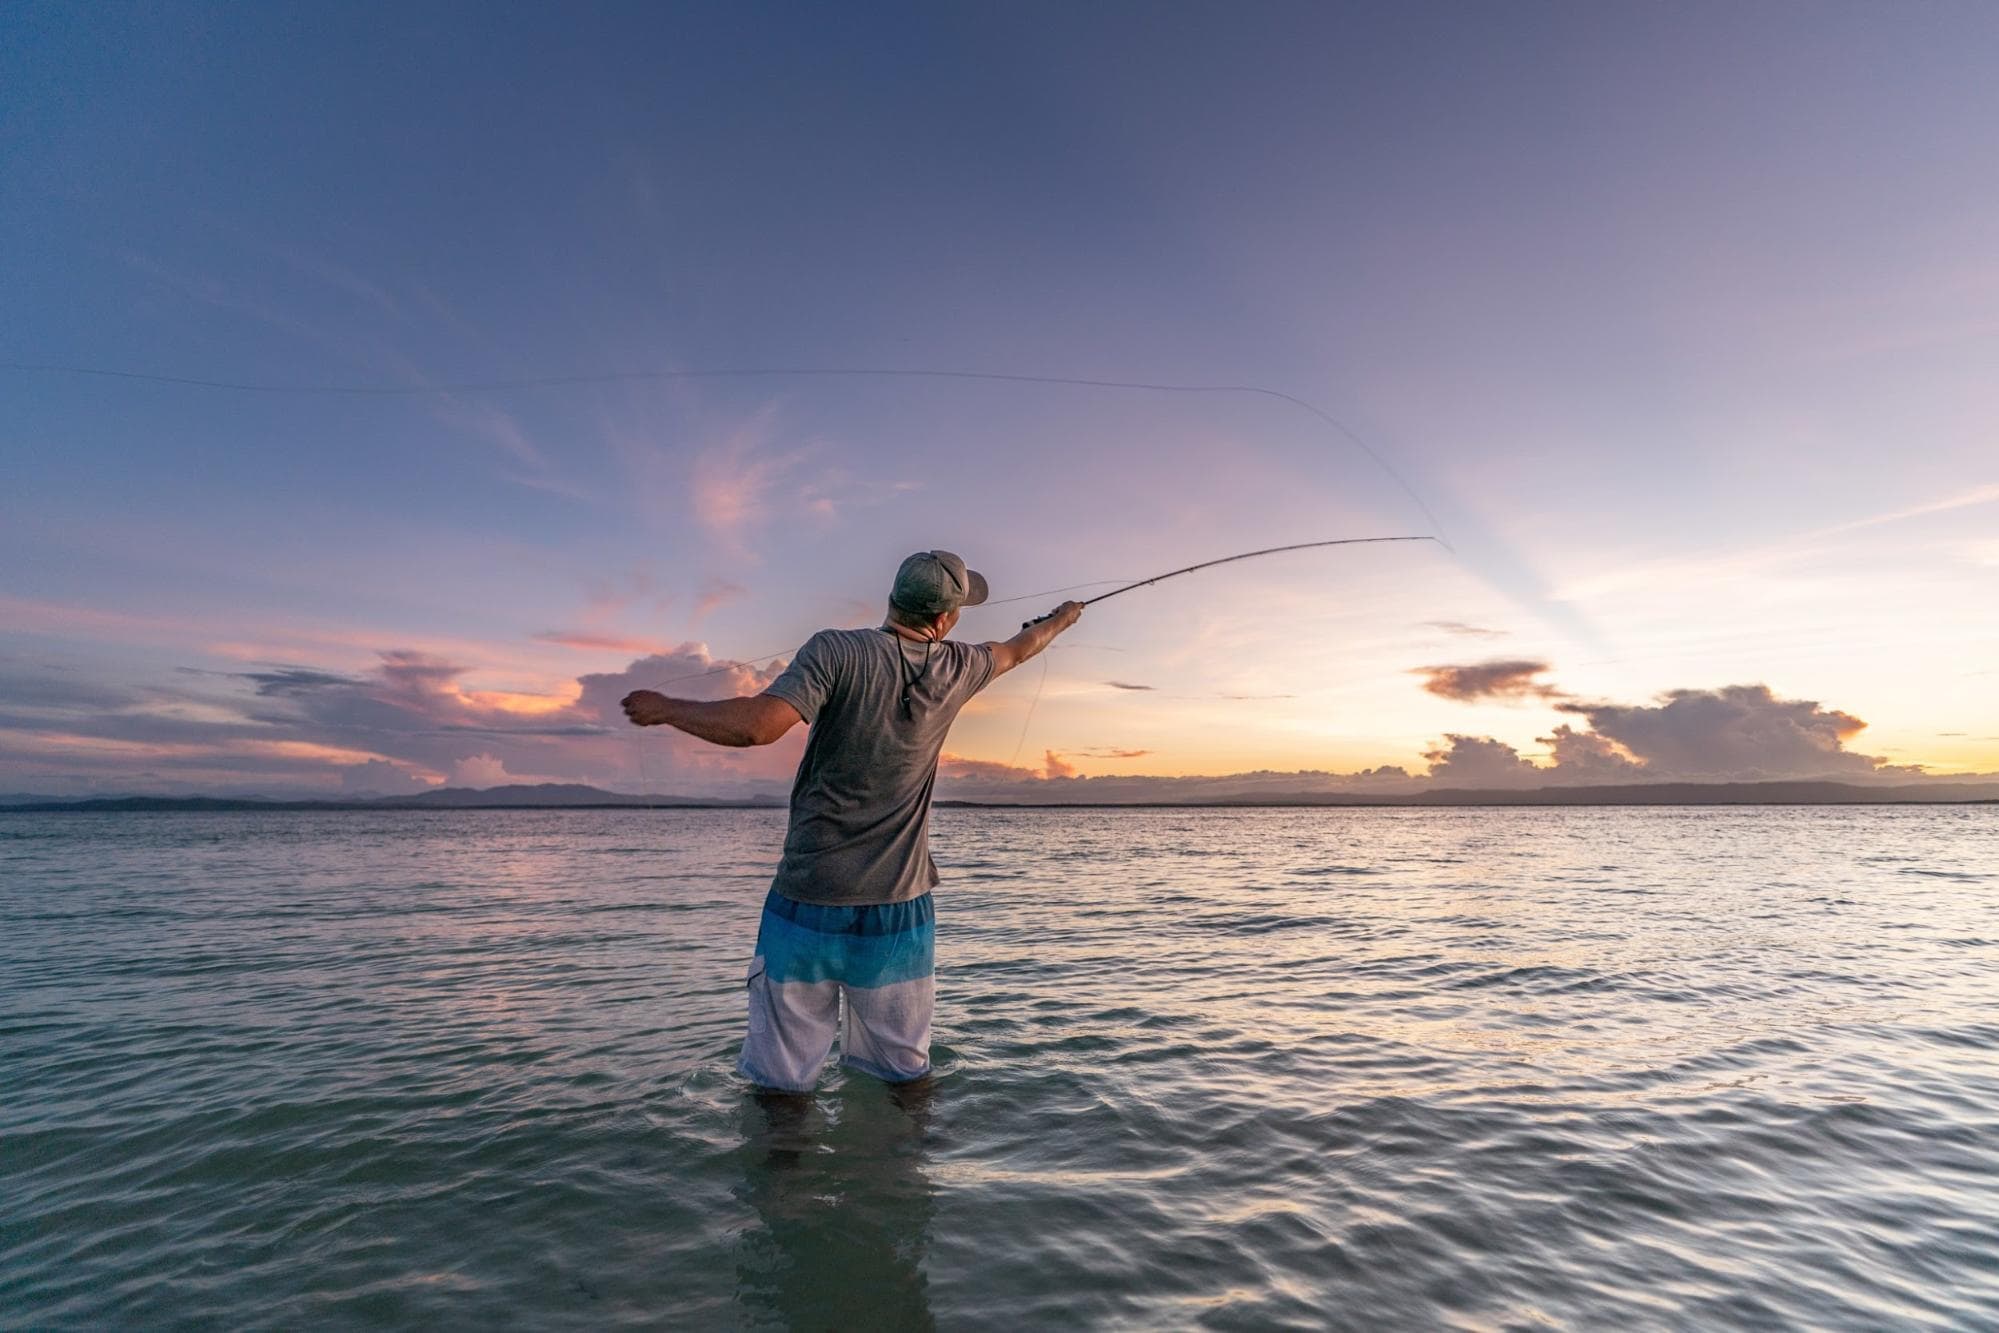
[963,568,989,606]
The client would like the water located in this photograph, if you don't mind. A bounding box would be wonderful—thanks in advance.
[3,807,1997,1329]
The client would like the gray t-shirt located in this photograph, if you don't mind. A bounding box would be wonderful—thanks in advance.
[761,627,996,906]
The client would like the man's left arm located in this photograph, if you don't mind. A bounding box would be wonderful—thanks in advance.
[620,692,802,747]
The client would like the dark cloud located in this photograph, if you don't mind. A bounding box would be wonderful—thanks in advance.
[236,666,364,696]
[1553,684,1894,780]
[1415,660,1563,703]
[0,665,138,711]
[1104,680,1155,692]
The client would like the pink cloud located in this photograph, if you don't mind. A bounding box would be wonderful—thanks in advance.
[690,415,812,552]
[1414,660,1564,703]
[534,631,671,654]
[694,579,749,624]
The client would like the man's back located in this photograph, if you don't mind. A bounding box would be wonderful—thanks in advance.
[616,554,1079,1093]
[762,627,994,907]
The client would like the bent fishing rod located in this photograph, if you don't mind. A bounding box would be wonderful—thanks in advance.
[1019,535,1440,629]
[631,535,1442,693]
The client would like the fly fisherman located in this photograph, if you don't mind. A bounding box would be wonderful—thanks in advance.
[621,551,1083,1091]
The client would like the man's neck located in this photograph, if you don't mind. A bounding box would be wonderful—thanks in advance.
[882,621,940,644]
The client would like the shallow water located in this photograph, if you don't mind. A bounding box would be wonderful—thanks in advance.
[3,806,1997,1329]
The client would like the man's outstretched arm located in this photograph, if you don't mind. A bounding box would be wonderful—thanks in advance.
[620,691,803,747]
[985,600,1083,678]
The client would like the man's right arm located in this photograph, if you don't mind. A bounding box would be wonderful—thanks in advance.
[985,600,1083,678]
[619,692,803,746]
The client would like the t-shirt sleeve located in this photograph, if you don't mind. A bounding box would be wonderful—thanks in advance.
[762,631,841,724]
[956,641,996,700]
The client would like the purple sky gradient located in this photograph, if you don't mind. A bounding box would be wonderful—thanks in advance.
[3,2,1995,796]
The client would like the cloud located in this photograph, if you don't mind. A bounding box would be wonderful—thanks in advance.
[574,645,789,718]
[1422,734,1542,786]
[1414,659,1564,703]
[1552,684,1899,781]
[0,640,811,799]
[694,579,749,623]
[338,758,431,796]
[238,666,365,696]
[1820,481,1999,538]
[1104,680,1156,692]
[449,752,560,788]
[937,753,1042,784]
[6,606,1985,801]
[1537,724,1643,781]
[533,632,669,654]
[1426,620,1506,639]
[691,413,812,552]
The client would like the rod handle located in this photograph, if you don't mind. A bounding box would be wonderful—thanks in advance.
[1021,610,1055,631]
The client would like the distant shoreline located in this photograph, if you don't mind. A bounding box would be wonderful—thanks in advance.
[4,779,1996,814]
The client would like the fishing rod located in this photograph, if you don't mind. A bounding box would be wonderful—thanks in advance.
[1019,535,1440,629]
[632,537,1439,691]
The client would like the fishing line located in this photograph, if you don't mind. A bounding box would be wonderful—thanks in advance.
[980,579,1135,607]
[0,361,1449,542]
[10,359,1458,782]
[631,724,657,811]
[1008,651,1054,769]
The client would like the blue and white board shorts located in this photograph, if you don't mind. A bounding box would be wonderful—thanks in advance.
[738,889,936,1092]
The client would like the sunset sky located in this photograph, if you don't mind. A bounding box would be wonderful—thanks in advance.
[4,2,1996,798]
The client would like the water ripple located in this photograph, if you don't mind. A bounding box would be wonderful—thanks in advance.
[2,806,1996,1327]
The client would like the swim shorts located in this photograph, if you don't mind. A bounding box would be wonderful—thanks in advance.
[737,888,936,1092]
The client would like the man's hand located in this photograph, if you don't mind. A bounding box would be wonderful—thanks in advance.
[988,600,1083,678]
[622,690,669,727]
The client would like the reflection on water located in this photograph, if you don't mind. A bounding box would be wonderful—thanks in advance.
[736,1080,936,1331]
[3,806,1997,1327]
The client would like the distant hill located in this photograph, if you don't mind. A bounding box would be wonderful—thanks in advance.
[7,777,1998,814]
[0,784,784,813]
[398,782,780,808]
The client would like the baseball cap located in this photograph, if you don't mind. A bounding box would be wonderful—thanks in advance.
[890,550,989,616]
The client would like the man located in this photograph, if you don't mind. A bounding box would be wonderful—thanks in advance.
[621,551,1082,1091]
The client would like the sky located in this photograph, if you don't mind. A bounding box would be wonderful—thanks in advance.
[2,1,1996,799]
